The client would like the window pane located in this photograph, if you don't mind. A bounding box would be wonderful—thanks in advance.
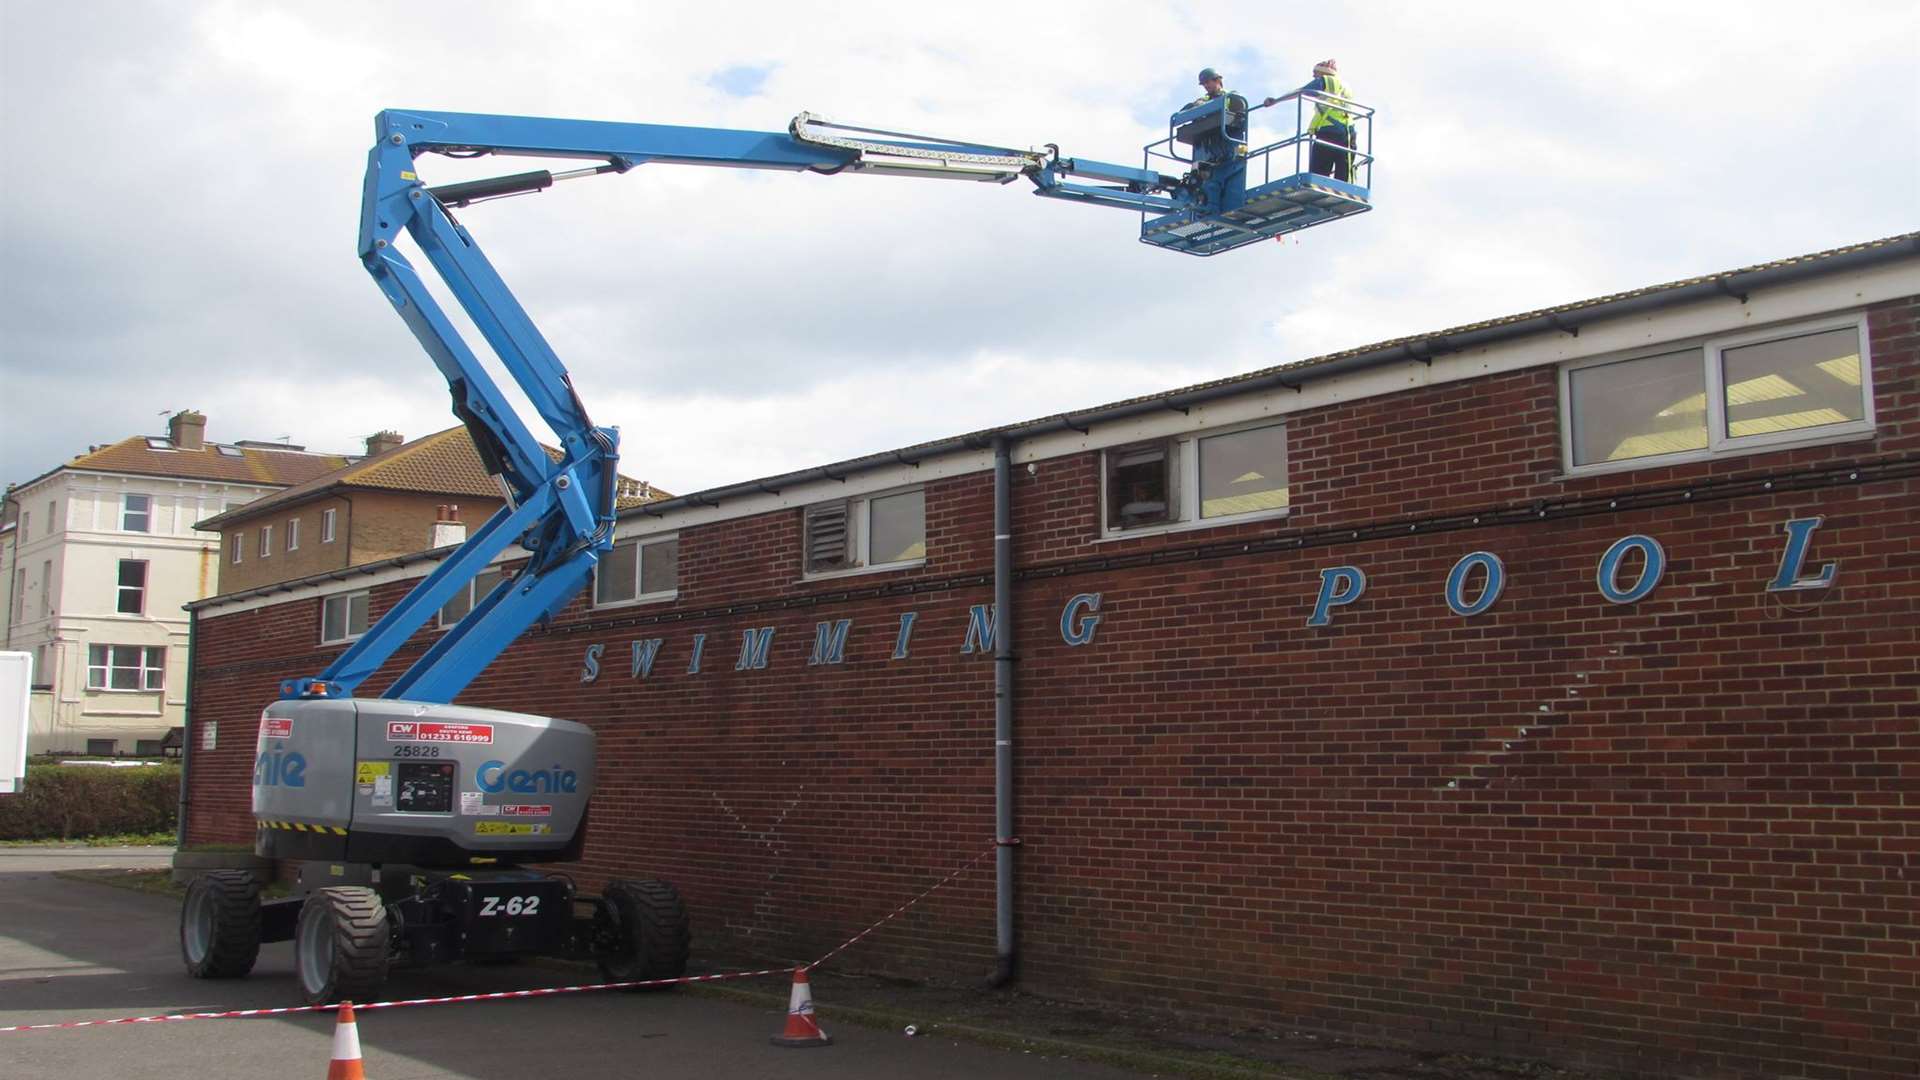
[143,647,165,689]
[1569,349,1707,466]
[1107,442,1175,530]
[640,539,679,595]
[323,597,345,641]
[118,561,146,587]
[1200,425,1288,518]
[348,593,369,635]
[597,542,639,604]
[868,492,926,564]
[439,586,473,625]
[1721,327,1865,439]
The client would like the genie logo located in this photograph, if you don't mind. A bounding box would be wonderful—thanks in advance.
[254,750,306,788]
[476,759,578,795]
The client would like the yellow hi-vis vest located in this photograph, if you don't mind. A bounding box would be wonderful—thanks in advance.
[1310,74,1353,132]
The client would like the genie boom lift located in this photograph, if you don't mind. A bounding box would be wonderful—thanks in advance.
[179,91,1375,1005]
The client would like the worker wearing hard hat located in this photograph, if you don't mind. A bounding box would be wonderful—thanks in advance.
[1266,59,1355,182]
[1187,67,1250,166]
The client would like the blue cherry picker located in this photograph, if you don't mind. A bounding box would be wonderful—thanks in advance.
[180,90,1375,1005]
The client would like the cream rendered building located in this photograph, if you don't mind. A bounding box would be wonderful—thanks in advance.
[0,412,347,755]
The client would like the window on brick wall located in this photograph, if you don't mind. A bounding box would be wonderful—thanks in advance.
[87,644,164,691]
[321,590,370,644]
[1103,421,1290,535]
[803,488,924,576]
[321,508,337,543]
[287,517,300,551]
[116,560,147,615]
[594,536,678,605]
[259,524,273,558]
[1562,313,1874,474]
[440,567,509,626]
[229,533,243,564]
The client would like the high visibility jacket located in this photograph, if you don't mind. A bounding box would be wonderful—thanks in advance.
[1309,75,1352,133]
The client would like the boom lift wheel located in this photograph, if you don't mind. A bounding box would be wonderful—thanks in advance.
[295,886,392,1005]
[596,878,690,987]
[180,870,262,978]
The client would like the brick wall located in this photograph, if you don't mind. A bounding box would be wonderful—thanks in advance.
[187,295,1919,1079]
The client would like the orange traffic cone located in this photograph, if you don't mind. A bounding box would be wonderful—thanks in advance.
[770,966,832,1048]
[327,1000,366,1079]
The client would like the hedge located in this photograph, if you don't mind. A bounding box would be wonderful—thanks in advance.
[0,763,180,841]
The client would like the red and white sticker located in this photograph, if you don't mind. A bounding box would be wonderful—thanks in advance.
[502,804,552,817]
[260,717,294,740]
[387,721,494,744]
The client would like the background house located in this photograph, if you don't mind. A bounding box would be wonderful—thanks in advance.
[0,411,348,755]
[196,426,663,639]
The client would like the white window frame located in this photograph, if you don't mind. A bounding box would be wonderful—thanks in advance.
[321,590,370,644]
[287,517,300,552]
[1561,312,1875,477]
[116,559,148,615]
[121,492,151,533]
[321,507,337,543]
[800,486,926,580]
[1098,420,1291,540]
[259,524,273,558]
[86,644,165,692]
[230,533,243,564]
[593,535,680,607]
[19,510,28,539]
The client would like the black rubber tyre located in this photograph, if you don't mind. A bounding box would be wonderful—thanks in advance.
[596,878,691,987]
[180,870,262,978]
[294,886,391,1005]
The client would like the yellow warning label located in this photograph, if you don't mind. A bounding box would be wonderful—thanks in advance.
[355,762,391,783]
[475,821,551,836]
[400,170,418,181]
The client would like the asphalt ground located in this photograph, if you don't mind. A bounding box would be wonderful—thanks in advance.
[0,846,1147,1080]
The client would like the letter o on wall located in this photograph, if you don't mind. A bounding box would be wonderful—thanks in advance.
[1445,551,1506,617]
[1596,534,1666,605]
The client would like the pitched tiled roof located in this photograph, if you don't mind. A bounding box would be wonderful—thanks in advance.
[51,436,349,487]
[199,426,667,527]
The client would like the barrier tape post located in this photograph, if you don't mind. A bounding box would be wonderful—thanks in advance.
[3,844,996,1036]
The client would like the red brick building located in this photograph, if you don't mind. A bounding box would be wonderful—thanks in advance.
[183,234,1919,1079]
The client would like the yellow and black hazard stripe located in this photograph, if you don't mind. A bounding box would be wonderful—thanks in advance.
[255,819,349,836]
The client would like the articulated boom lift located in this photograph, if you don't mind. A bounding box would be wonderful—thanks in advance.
[181,97,1374,1006]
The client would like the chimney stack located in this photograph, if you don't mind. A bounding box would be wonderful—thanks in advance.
[366,430,404,457]
[168,410,207,451]
[430,504,467,549]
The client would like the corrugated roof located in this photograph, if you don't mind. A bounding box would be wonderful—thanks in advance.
[50,436,349,487]
[199,426,667,528]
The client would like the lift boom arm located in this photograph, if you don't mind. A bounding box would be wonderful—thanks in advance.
[291,102,1369,703]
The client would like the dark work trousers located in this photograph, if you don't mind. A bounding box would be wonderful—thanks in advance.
[1309,124,1354,182]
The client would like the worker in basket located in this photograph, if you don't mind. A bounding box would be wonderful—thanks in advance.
[1267,58,1355,182]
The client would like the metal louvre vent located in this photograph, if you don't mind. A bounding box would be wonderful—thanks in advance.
[804,500,851,573]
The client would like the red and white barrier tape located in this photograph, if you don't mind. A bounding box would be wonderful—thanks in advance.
[2,845,993,1035]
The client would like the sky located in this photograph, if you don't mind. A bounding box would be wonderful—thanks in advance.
[2,0,1916,497]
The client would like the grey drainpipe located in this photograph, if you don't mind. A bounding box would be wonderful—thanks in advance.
[989,436,1017,987]
[176,605,196,849]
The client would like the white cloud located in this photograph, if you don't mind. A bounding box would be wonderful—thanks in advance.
[2,0,1916,494]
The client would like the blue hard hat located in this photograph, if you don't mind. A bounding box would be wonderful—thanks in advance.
[1197,67,1221,83]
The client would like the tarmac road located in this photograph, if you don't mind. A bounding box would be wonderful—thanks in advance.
[0,847,1143,1079]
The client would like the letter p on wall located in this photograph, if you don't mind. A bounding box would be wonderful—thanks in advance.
[1308,566,1367,626]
